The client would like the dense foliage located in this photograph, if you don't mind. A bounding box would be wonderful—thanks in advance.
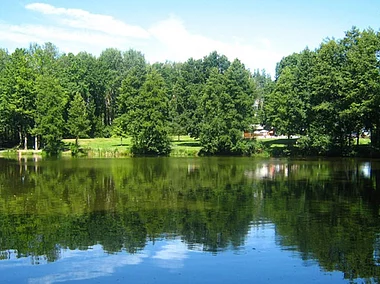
[263,27,380,155]
[1,26,380,156]
[0,46,261,155]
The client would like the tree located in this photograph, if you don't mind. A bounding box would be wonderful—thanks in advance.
[0,49,10,146]
[199,68,230,154]
[124,69,171,155]
[168,81,187,141]
[179,58,205,138]
[66,93,90,146]
[310,39,346,150]
[198,61,256,155]
[264,66,306,138]
[29,42,61,150]
[98,48,124,127]
[203,51,231,76]
[252,69,275,125]
[34,75,66,155]
[342,28,380,147]
[3,48,35,149]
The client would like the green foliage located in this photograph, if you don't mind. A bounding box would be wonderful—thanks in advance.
[296,132,332,156]
[34,75,66,155]
[2,27,380,157]
[3,48,35,148]
[264,66,306,137]
[120,69,171,155]
[198,60,256,155]
[66,93,91,146]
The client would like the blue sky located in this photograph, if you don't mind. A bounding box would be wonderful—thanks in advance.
[0,0,379,76]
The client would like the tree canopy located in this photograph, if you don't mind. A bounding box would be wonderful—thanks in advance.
[1,26,380,156]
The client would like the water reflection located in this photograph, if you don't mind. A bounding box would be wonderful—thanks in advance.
[0,157,379,283]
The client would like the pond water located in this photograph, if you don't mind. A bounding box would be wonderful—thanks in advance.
[0,156,379,283]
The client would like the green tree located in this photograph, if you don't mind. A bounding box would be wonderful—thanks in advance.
[98,48,124,127]
[179,58,206,138]
[310,39,346,150]
[3,48,35,149]
[29,42,61,150]
[66,93,90,146]
[264,66,306,138]
[342,28,380,147]
[252,69,275,125]
[127,69,171,155]
[114,64,147,141]
[0,49,10,146]
[198,61,255,155]
[168,81,188,141]
[34,75,66,155]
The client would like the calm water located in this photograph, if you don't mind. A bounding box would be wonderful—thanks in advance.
[0,156,379,283]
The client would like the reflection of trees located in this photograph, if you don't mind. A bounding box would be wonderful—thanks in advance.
[0,157,379,282]
[258,160,380,282]
[0,157,260,262]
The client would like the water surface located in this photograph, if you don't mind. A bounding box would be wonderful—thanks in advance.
[0,157,379,283]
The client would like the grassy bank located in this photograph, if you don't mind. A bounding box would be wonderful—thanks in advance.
[62,136,202,157]
[63,137,132,157]
[1,136,372,158]
[259,136,371,157]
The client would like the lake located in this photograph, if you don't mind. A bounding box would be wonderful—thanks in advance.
[0,156,379,283]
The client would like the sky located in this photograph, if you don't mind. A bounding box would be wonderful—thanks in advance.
[0,0,379,76]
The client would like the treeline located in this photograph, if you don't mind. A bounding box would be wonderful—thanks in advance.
[263,27,380,155]
[0,44,270,155]
[2,26,380,156]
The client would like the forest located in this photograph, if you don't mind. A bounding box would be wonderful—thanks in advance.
[0,26,379,156]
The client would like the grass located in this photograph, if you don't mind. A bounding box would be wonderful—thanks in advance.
[63,137,132,157]
[171,136,202,156]
[62,135,201,157]
[2,136,372,158]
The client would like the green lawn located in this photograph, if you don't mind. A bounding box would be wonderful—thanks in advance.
[170,136,202,156]
[62,136,201,157]
[64,137,131,149]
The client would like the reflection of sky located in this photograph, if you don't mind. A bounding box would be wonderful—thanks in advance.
[152,240,188,269]
[28,245,148,284]
[0,225,357,284]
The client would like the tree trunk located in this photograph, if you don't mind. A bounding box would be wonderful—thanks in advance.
[120,136,122,146]
[75,136,79,146]
[24,134,27,150]
[356,129,360,146]
[19,131,22,148]
[35,136,38,151]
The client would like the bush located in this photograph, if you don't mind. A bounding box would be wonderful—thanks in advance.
[297,133,331,156]
[70,143,87,156]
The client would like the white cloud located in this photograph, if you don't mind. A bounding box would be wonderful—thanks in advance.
[25,3,150,38]
[0,3,281,75]
[147,16,281,75]
[0,23,134,55]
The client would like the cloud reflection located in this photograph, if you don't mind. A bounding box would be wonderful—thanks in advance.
[28,245,148,284]
[153,240,188,269]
